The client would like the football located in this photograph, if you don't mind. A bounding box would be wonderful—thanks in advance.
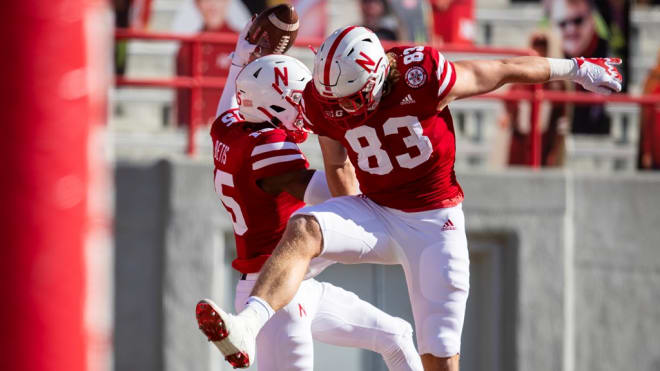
[246,4,299,59]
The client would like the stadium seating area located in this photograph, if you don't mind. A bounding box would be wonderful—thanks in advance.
[111,0,660,172]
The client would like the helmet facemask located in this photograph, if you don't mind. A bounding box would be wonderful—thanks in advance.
[313,56,388,128]
[268,83,310,143]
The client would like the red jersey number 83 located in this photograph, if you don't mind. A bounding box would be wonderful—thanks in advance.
[345,116,432,175]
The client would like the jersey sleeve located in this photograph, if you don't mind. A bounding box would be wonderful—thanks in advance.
[249,130,309,180]
[431,48,457,102]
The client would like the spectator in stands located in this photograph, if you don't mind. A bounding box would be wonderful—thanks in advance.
[113,0,151,76]
[498,32,569,167]
[550,0,611,135]
[429,0,474,45]
[176,0,238,127]
[360,0,399,41]
[639,49,660,170]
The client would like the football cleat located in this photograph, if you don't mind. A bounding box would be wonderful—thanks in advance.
[196,299,257,369]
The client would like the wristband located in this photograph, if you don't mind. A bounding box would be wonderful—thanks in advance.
[547,58,578,81]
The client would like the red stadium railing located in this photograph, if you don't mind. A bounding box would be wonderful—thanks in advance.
[114,29,660,167]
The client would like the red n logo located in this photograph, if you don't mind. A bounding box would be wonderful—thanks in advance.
[355,52,376,73]
[274,67,289,86]
[298,303,307,317]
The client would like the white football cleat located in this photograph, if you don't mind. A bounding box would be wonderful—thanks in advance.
[196,299,257,369]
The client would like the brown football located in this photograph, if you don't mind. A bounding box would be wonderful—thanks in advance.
[246,4,299,59]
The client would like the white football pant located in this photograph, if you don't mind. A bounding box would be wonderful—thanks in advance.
[235,275,423,371]
[294,196,469,357]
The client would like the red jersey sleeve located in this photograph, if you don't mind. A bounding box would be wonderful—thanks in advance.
[216,108,244,126]
[249,129,309,180]
[430,48,457,101]
[388,46,457,108]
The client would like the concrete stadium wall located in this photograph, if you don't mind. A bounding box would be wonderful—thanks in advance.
[114,159,660,371]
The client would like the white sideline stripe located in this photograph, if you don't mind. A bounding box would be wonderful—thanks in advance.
[251,142,299,156]
[268,13,299,31]
[438,60,454,96]
[252,154,305,170]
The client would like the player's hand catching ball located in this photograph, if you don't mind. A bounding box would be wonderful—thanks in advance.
[231,17,258,68]
[232,5,299,67]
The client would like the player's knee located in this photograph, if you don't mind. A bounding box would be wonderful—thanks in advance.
[374,317,415,353]
[373,318,421,370]
[286,215,323,256]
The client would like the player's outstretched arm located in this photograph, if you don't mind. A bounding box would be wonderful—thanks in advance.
[318,136,359,197]
[215,19,258,117]
[440,56,623,109]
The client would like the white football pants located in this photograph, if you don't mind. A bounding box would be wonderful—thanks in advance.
[294,196,470,357]
[235,275,423,371]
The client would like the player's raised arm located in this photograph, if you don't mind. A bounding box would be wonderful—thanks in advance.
[440,56,623,109]
[318,136,359,197]
[215,19,258,117]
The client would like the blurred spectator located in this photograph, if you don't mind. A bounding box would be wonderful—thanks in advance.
[639,49,660,170]
[360,0,399,41]
[550,0,611,135]
[498,32,569,167]
[113,0,152,76]
[429,0,474,45]
[176,0,238,127]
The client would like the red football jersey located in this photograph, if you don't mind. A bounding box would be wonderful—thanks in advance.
[301,46,463,212]
[211,109,309,273]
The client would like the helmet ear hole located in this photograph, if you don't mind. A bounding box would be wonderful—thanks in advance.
[270,117,282,127]
[269,105,286,113]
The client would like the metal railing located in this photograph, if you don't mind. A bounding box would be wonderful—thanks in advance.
[114,28,660,167]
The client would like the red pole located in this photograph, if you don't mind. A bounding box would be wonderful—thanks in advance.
[188,40,202,156]
[0,1,103,370]
[529,84,542,168]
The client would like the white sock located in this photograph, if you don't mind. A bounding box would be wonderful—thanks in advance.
[240,296,275,329]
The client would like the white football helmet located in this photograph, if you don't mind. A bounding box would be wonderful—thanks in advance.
[236,54,311,140]
[311,26,389,124]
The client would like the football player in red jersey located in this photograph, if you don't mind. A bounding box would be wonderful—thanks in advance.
[209,26,623,371]
[196,31,423,371]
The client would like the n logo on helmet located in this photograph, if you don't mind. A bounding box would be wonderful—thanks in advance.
[355,52,376,73]
[274,67,289,86]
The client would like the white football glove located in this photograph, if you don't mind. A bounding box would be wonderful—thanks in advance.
[548,57,623,95]
[571,57,623,95]
[231,16,258,68]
